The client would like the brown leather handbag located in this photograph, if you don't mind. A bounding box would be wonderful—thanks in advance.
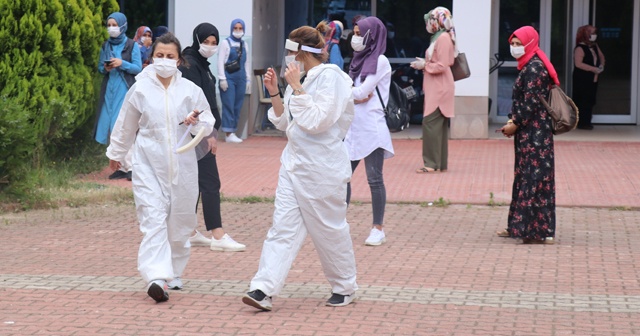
[451,52,471,81]
[540,85,579,135]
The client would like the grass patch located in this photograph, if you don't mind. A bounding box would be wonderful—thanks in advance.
[0,141,121,213]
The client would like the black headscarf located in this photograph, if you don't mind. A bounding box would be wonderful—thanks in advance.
[191,23,219,50]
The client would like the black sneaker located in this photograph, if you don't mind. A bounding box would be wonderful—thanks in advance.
[325,293,356,307]
[242,289,272,311]
[108,170,128,180]
[147,281,169,303]
[126,171,132,181]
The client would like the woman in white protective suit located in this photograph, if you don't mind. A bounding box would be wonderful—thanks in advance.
[242,23,357,311]
[106,32,214,303]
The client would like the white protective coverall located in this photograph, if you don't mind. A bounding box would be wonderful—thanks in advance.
[106,66,214,284]
[249,63,358,297]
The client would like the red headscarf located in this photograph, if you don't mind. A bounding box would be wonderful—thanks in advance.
[509,26,560,85]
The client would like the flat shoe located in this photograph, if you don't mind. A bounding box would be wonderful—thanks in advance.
[496,229,510,237]
[416,167,436,174]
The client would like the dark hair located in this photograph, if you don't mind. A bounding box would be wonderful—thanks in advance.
[151,32,186,65]
[289,25,329,63]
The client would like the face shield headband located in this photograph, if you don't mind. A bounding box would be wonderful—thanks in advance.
[280,39,323,77]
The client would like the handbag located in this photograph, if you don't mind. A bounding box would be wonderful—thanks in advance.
[539,85,579,135]
[224,39,243,73]
[375,82,411,133]
[451,52,470,81]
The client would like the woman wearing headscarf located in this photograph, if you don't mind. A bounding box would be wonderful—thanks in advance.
[134,26,153,67]
[411,6,455,174]
[96,12,142,180]
[496,26,557,245]
[572,25,605,130]
[178,23,245,265]
[217,18,251,143]
[344,16,394,246]
[320,20,344,69]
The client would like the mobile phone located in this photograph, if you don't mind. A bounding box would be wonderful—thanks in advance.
[104,60,112,66]
[495,129,503,133]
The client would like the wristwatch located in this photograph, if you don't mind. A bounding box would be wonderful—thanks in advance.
[293,88,304,95]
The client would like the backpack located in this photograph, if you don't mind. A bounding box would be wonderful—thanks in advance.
[539,85,579,135]
[375,81,411,132]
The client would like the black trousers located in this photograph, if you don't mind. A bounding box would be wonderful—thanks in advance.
[197,152,222,231]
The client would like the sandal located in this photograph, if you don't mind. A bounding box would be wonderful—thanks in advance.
[416,167,437,174]
[496,229,510,237]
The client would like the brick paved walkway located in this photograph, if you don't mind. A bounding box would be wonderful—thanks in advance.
[4,137,640,335]
[1,201,639,335]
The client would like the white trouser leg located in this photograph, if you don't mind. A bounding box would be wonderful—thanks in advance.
[135,169,173,284]
[250,166,308,296]
[295,182,358,296]
[167,187,198,279]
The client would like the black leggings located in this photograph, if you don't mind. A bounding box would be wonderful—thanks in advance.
[197,152,222,230]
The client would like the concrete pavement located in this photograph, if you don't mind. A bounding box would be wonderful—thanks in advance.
[2,134,640,335]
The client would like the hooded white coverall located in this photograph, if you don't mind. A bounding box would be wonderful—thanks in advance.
[249,64,358,297]
[106,66,214,284]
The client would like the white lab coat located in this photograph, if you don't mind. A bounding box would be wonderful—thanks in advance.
[344,54,394,160]
[249,64,358,297]
[106,65,214,284]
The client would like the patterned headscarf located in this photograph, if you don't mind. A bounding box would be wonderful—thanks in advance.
[134,26,151,45]
[424,7,456,44]
[348,16,387,81]
[509,26,560,85]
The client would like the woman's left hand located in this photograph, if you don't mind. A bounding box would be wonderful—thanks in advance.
[284,61,301,87]
[110,58,123,67]
[501,123,518,137]
[182,110,200,125]
[354,93,373,104]
[207,137,217,155]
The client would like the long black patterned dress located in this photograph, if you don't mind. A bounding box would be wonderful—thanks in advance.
[507,55,556,240]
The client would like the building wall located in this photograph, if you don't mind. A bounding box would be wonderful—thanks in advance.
[450,0,492,139]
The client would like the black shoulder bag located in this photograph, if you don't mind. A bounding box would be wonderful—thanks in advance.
[224,38,243,73]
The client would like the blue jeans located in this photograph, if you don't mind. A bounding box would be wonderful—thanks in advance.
[346,148,386,225]
[220,73,247,133]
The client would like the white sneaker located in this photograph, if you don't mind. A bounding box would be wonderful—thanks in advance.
[189,230,211,247]
[225,133,243,143]
[168,277,183,290]
[364,228,386,246]
[210,234,246,252]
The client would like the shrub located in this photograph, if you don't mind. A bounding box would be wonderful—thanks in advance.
[0,0,118,189]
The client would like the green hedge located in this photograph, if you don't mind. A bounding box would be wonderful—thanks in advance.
[0,0,118,188]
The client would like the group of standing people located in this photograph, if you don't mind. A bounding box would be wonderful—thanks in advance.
[99,6,604,309]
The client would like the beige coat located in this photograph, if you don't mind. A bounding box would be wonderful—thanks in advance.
[422,32,455,118]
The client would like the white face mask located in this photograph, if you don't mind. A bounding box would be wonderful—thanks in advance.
[232,31,244,39]
[140,36,149,44]
[590,34,597,42]
[199,44,218,58]
[108,26,121,38]
[351,35,365,52]
[153,58,178,78]
[510,45,525,59]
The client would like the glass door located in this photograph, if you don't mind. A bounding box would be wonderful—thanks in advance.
[589,0,638,124]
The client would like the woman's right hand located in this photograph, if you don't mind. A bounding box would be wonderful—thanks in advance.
[109,160,121,171]
[263,67,279,94]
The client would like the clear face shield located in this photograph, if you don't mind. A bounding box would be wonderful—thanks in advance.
[279,39,323,78]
